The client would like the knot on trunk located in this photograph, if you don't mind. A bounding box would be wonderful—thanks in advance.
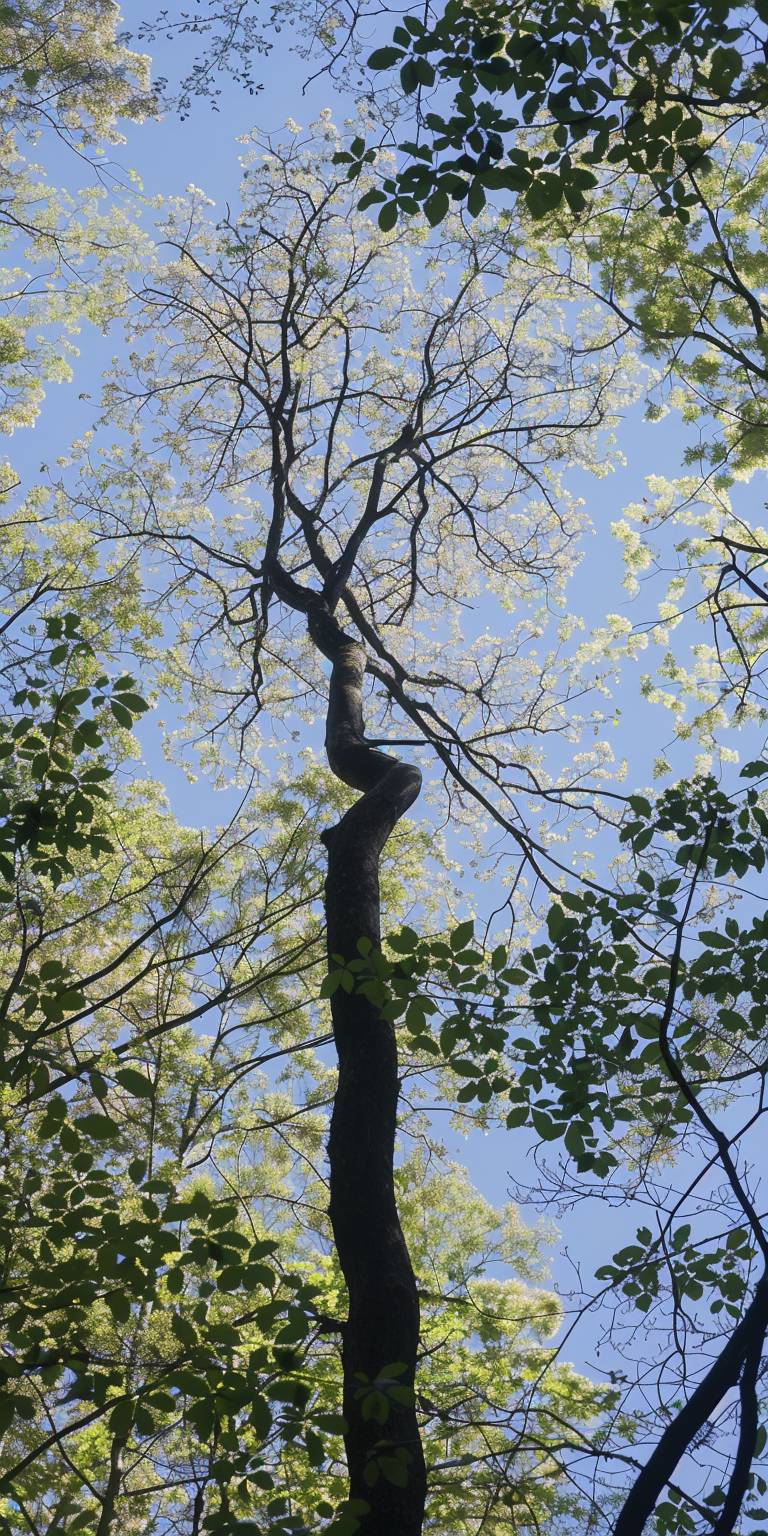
[319,621,421,834]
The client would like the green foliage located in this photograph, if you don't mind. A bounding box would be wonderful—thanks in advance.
[6,22,768,1525]
[371,768,768,1172]
[337,0,768,226]
[513,133,768,749]
[0,0,154,145]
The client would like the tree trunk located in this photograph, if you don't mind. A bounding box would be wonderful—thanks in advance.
[311,606,426,1534]
[94,1433,125,1536]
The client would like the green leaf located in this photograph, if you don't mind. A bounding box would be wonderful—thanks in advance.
[531,1109,562,1141]
[547,905,567,940]
[109,1398,134,1434]
[112,691,149,714]
[525,175,563,218]
[628,794,652,817]
[134,1403,156,1435]
[54,989,86,1012]
[59,1122,80,1153]
[106,1290,132,1324]
[506,1105,528,1127]
[708,45,742,88]
[424,189,449,225]
[357,188,387,210]
[389,924,418,952]
[39,959,65,979]
[367,46,404,69]
[467,180,486,217]
[115,1067,153,1099]
[110,700,134,728]
[380,1455,409,1486]
[320,970,343,997]
[171,1312,198,1348]
[450,920,474,950]
[314,1412,347,1434]
[740,759,768,779]
[400,58,419,94]
[75,1113,118,1140]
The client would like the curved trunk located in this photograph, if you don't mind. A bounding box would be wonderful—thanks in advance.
[311,607,426,1534]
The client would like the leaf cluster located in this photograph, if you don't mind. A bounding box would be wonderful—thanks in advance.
[343,0,768,228]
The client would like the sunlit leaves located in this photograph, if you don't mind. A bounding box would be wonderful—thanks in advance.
[0,0,154,147]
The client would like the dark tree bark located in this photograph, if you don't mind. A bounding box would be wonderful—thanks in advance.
[94,1433,125,1536]
[613,1274,768,1536]
[308,602,427,1533]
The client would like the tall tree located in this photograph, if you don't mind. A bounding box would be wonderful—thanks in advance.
[63,119,629,1528]
[8,6,768,1533]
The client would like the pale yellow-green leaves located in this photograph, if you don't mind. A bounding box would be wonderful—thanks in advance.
[80,118,643,890]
